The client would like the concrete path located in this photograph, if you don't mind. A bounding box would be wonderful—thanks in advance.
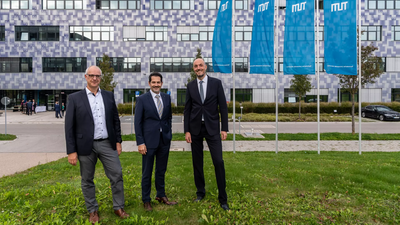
[1,111,399,178]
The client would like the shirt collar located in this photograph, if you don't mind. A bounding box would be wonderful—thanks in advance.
[150,90,161,99]
[197,75,208,84]
[86,87,101,96]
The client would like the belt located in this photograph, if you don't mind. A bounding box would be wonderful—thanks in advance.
[94,138,108,142]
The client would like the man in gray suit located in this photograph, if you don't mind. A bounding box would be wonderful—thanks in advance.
[65,65,129,224]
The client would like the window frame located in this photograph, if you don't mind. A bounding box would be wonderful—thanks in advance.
[367,0,400,9]
[96,0,140,9]
[0,57,32,73]
[42,57,87,72]
[69,26,114,41]
[43,0,84,9]
[0,26,5,41]
[230,88,252,103]
[151,0,192,10]
[96,57,141,72]
[0,0,30,9]
[235,26,252,41]
[15,26,60,42]
[361,26,382,41]
[204,0,248,10]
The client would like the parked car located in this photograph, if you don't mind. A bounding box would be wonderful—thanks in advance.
[361,105,400,121]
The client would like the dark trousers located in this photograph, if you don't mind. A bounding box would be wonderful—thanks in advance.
[78,139,125,212]
[55,110,62,118]
[141,132,170,203]
[26,108,31,115]
[191,124,227,204]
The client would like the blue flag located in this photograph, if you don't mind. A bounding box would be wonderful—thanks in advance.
[283,0,315,75]
[249,0,275,74]
[212,0,232,73]
[324,0,357,75]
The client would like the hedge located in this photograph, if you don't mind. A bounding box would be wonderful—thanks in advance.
[118,101,400,115]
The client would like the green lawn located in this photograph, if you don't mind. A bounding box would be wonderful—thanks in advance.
[0,134,16,141]
[122,132,400,141]
[1,152,399,224]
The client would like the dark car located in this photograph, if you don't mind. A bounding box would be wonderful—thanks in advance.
[361,105,400,121]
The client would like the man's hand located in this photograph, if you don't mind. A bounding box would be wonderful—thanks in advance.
[68,152,78,166]
[116,142,122,156]
[221,131,227,140]
[185,132,192,143]
[138,144,147,155]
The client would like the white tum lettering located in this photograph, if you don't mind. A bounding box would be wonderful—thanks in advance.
[292,1,306,12]
[221,1,229,12]
[257,2,269,12]
[331,1,348,11]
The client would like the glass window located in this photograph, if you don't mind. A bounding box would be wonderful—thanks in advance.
[230,89,252,102]
[15,26,60,41]
[0,26,5,41]
[177,89,186,106]
[235,26,252,41]
[361,26,381,41]
[70,26,114,41]
[205,0,248,10]
[368,0,400,9]
[96,57,141,72]
[96,0,140,9]
[43,0,83,9]
[0,57,32,73]
[1,0,30,9]
[150,0,191,9]
[392,26,400,41]
[392,88,400,102]
[338,89,358,102]
[42,57,87,72]
[150,57,193,72]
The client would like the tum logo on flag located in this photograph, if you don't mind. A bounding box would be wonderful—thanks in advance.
[221,1,229,11]
[331,1,348,11]
[292,2,306,12]
[258,2,269,12]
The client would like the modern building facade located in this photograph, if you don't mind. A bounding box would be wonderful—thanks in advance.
[0,0,399,110]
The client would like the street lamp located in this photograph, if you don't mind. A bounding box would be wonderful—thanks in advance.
[239,103,243,134]
[143,73,147,94]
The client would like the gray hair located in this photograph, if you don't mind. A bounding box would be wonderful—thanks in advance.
[85,65,102,75]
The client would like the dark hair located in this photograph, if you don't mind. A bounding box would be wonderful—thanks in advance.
[149,72,163,83]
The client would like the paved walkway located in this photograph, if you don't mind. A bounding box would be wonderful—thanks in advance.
[1,111,399,177]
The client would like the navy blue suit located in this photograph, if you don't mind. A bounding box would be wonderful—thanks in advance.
[134,91,172,203]
[184,76,228,204]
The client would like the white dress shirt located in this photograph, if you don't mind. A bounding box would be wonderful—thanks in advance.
[197,75,208,101]
[86,87,108,140]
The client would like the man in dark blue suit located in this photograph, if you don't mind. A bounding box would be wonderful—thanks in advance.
[135,72,177,211]
[65,65,129,224]
[184,58,229,210]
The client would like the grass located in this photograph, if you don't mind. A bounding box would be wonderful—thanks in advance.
[1,152,399,224]
[122,132,400,141]
[0,134,17,141]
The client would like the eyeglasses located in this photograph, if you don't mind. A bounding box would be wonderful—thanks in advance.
[86,74,102,79]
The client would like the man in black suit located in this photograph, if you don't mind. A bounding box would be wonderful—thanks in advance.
[26,100,32,116]
[135,72,177,211]
[184,58,229,211]
[65,65,129,224]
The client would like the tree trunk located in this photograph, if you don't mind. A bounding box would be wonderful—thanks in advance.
[299,96,301,119]
[351,93,355,135]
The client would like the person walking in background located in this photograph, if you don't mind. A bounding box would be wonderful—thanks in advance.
[61,102,65,117]
[26,100,32,116]
[134,72,177,211]
[20,100,24,113]
[184,58,230,211]
[65,65,129,224]
[32,99,37,114]
[55,101,62,118]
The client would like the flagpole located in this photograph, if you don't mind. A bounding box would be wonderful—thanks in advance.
[316,0,320,154]
[358,0,362,155]
[275,0,279,154]
[232,0,236,153]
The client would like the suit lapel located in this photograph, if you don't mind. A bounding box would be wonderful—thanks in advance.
[81,89,93,120]
[192,79,203,103]
[204,76,212,103]
[102,91,109,118]
[147,92,159,118]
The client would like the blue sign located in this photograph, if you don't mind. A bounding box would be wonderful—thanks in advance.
[250,0,275,75]
[212,0,232,73]
[283,0,315,75]
[167,91,171,95]
[135,91,140,97]
[324,0,357,75]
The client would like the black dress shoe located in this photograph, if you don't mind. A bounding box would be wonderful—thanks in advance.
[193,196,204,202]
[220,204,230,211]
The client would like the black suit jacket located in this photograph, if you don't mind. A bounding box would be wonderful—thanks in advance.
[65,89,122,156]
[184,76,228,136]
[134,92,172,148]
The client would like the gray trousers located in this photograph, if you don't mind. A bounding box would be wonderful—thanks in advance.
[78,139,125,213]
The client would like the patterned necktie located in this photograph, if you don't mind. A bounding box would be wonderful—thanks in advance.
[155,95,163,118]
[199,81,205,103]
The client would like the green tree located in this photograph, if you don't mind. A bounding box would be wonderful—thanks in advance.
[186,48,203,87]
[290,75,313,119]
[335,44,384,134]
[98,54,117,92]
